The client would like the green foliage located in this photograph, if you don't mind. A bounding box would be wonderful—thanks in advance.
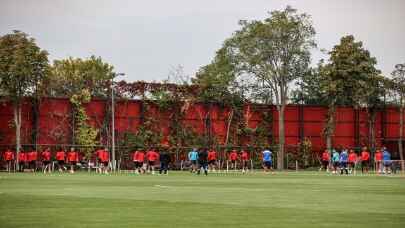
[70,89,98,158]
[50,55,115,98]
[0,30,50,104]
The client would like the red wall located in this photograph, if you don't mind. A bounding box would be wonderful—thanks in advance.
[0,98,403,151]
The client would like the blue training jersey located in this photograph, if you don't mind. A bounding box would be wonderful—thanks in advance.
[340,151,348,162]
[383,151,391,161]
[262,150,272,162]
[188,151,198,161]
[332,152,340,162]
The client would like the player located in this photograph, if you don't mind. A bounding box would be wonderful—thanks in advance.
[262,148,273,173]
[229,149,238,170]
[18,149,27,172]
[100,148,110,174]
[339,149,348,175]
[146,148,159,175]
[207,148,217,172]
[3,148,14,172]
[188,148,198,173]
[67,147,78,173]
[360,147,370,174]
[55,148,66,172]
[320,149,330,172]
[348,149,357,174]
[241,148,250,173]
[27,148,38,172]
[331,149,340,174]
[374,149,383,174]
[197,148,208,175]
[132,148,145,174]
[382,147,392,174]
[159,147,171,175]
[41,147,52,173]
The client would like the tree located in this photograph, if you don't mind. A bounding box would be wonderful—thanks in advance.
[0,30,49,166]
[291,66,328,105]
[321,35,381,151]
[50,56,115,152]
[223,6,316,169]
[391,63,405,164]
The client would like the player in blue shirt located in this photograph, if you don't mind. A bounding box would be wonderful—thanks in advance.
[331,149,340,174]
[339,149,349,175]
[382,148,392,174]
[262,149,273,173]
[188,148,199,173]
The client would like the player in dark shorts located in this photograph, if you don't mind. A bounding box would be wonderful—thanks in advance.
[132,149,145,174]
[41,147,52,173]
[197,148,208,175]
[320,149,330,172]
[229,149,238,170]
[55,148,66,172]
[207,148,217,172]
[360,147,370,174]
[241,149,250,173]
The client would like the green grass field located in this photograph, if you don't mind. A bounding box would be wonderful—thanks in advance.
[1,171,405,228]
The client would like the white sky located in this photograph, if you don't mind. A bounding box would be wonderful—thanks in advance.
[1,0,404,82]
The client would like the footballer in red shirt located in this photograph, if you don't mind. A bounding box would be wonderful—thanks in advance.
[95,147,109,174]
[207,148,218,172]
[41,147,52,173]
[320,150,330,172]
[348,149,357,174]
[28,149,38,172]
[67,147,78,173]
[55,148,66,172]
[18,149,27,172]
[360,147,370,174]
[3,148,15,172]
[146,148,159,174]
[133,149,145,174]
[241,149,250,173]
[229,149,238,170]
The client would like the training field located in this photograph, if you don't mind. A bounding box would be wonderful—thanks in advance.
[0,172,404,228]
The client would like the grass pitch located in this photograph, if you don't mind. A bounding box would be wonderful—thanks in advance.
[0,171,404,228]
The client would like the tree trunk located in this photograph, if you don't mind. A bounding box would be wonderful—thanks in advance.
[14,103,22,171]
[399,106,404,170]
[277,105,285,170]
[325,105,335,153]
[368,111,376,151]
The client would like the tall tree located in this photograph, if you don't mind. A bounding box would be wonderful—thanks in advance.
[391,63,405,164]
[321,35,381,151]
[223,6,316,169]
[0,31,49,164]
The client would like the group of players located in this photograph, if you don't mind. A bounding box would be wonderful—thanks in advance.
[320,146,393,175]
[1,146,274,175]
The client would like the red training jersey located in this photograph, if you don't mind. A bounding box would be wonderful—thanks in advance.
[18,152,26,162]
[207,150,217,161]
[133,151,145,162]
[101,151,109,162]
[241,151,249,161]
[321,151,330,161]
[146,151,159,161]
[4,150,14,161]
[28,151,38,162]
[56,151,65,161]
[41,150,51,161]
[374,152,382,161]
[348,153,357,163]
[67,151,78,162]
[361,151,370,161]
[229,152,238,161]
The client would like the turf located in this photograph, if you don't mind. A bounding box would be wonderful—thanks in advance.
[0,171,405,228]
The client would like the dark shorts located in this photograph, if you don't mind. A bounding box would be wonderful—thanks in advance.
[134,161,143,168]
[361,160,369,167]
[340,162,347,168]
[230,160,236,164]
[102,161,109,167]
[322,160,329,168]
[383,160,392,167]
[208,160,216,165]
[242,160,249,167]
[348,162,355,167]
[333,161,340,167]
[263,161,272,168]
[43,161,51,166]
[68,161,76,165]
[29,161,36,167]
[57,160,65,166]
[191,160,197,165]
[148,161,156,166]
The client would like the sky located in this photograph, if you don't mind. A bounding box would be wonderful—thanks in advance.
[1,0,404,82]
